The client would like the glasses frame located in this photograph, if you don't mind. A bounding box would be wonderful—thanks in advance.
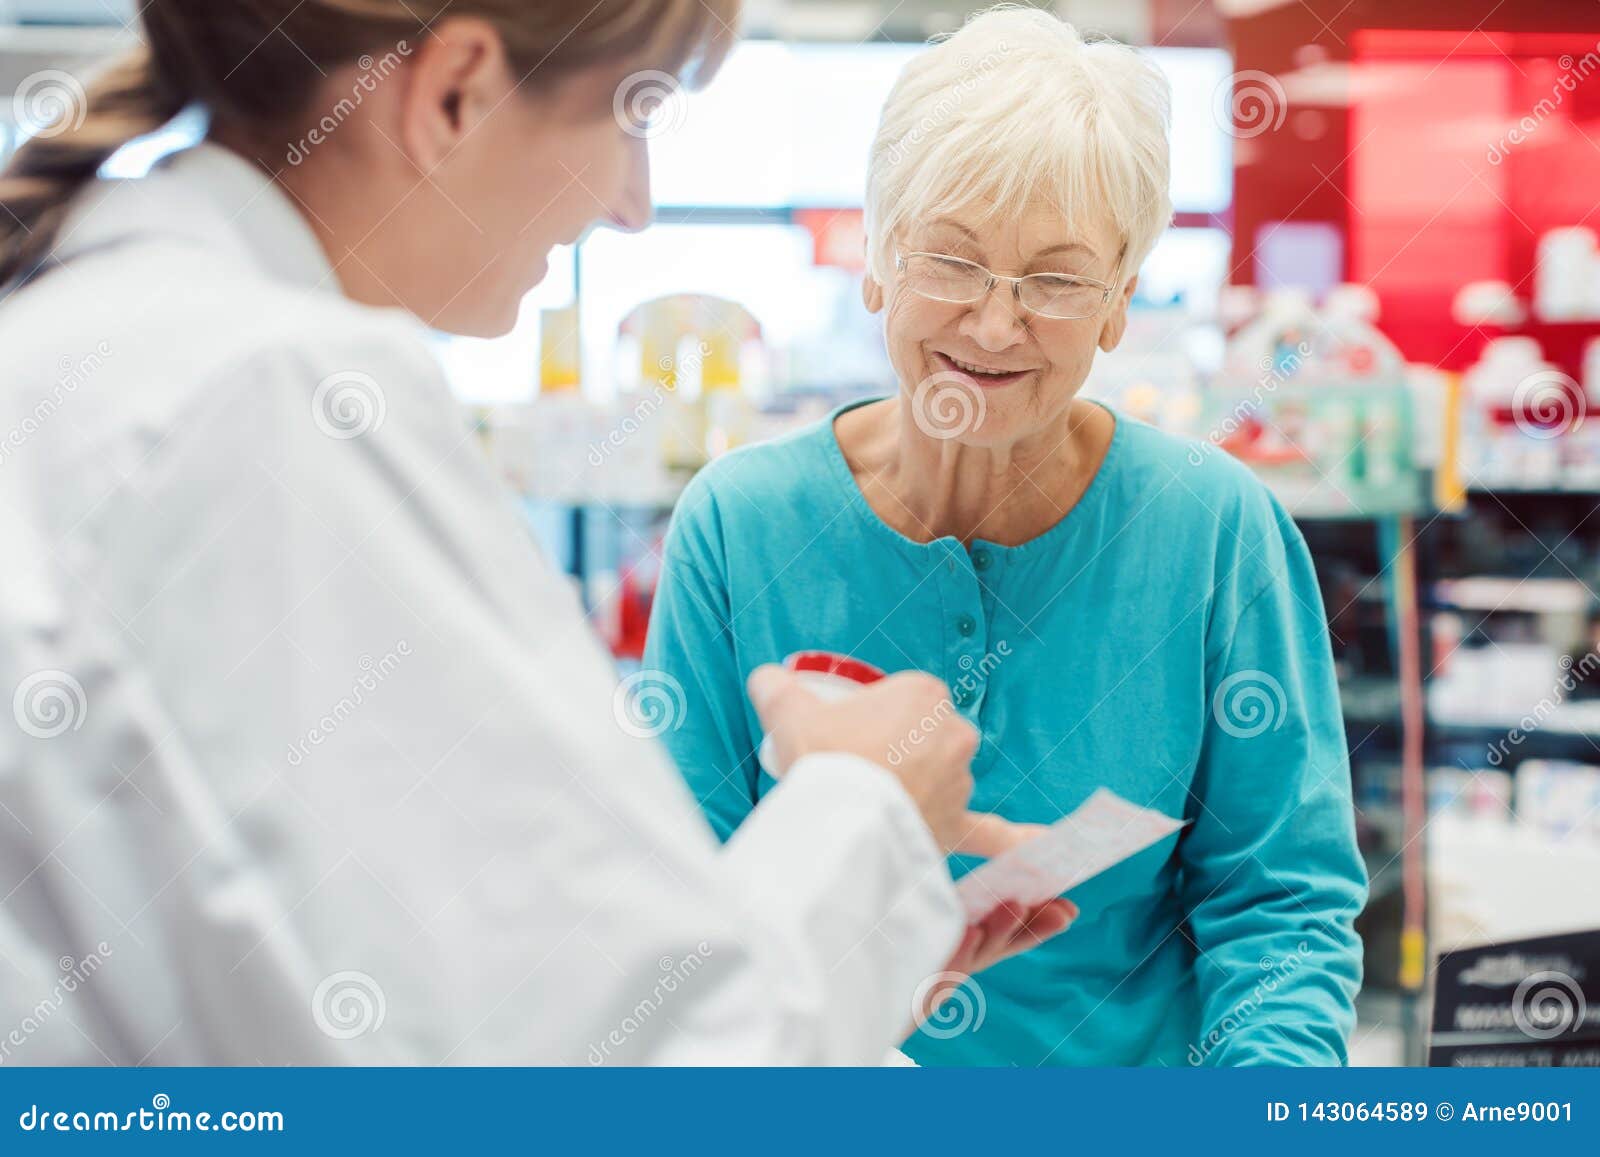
[893,249,1122,321]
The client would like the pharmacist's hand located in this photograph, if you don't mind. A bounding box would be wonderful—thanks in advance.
[749,664,1022,857]
[911,899,1078,1032]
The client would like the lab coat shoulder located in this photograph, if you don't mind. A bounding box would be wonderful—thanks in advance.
[5,266,749,1063]
[1,208,439,537]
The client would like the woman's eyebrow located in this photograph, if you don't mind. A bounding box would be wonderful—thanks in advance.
[1032,242,1099,261]
[921,221,1100,264]
[925,217,980,242]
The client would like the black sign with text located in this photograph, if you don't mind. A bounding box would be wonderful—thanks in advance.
[1429,928,1600,1066]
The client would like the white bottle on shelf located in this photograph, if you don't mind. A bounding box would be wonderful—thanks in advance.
[1535,226,1598,322]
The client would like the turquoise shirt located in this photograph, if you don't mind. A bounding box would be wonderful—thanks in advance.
[643,401,1367,1066]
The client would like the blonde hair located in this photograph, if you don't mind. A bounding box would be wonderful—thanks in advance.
[0,0,739,287]
[865,5,1172,288]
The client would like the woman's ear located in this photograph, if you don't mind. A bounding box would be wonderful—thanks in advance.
[862,276,885,315]
[398,17,513,170]
[1097,274,1138,353]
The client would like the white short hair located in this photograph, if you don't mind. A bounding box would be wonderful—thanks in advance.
[865,5,1172,289]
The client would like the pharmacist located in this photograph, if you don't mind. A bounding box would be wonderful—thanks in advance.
[0,1,1064,1064]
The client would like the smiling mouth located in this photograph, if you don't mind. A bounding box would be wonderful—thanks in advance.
[932,350,1034,388]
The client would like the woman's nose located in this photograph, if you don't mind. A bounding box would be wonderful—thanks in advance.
[962,280,1026,351]
[610,137,654,233]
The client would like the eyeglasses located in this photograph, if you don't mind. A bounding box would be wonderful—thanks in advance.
[894,250,1119,321]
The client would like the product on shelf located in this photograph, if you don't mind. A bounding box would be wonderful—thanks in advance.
[1536,225,1600,323]
[1083,306,1205,436]
[1515,759,1600,841]
[539,303,582,391]
[1460,336,1586,490]
[700,300,755,460]
[1208,285,1421,515]
[616,294,764,476]
[1451,279,1526,328]
[1426,767,1513,823]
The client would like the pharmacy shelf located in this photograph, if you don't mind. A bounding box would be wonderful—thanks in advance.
[1467,484,1600,496]
[1270,475,1438,521]
[1430,708,1600,736]
[1341,676,1404,726]
[1426,733,1600,779]
[1432,576,1591,614]
[1275,486,1436,520]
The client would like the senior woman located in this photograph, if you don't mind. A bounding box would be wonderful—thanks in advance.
[644,6,1367,1067]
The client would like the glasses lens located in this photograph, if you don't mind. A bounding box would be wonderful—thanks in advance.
[904,255,988,303]
[1021,276,1104,319]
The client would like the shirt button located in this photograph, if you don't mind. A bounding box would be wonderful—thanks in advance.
[972,549,991,571]
[956,614,976,637]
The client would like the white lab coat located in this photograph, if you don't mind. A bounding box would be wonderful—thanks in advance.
[0,144,960,1065]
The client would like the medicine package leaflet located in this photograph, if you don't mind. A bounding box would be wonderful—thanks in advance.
[956,788,1188,921]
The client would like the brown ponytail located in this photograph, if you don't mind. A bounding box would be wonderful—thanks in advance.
[0,0,737,290]
[0,47,186,287]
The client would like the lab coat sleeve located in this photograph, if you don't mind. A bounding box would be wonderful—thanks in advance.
[18,333,961,1066]
[641,478,762,842]
[1178,500,1367,1067]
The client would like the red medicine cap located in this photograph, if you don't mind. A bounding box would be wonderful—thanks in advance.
[784,651,887,686]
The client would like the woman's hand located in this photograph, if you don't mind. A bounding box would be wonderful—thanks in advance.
[748,665,1079,1039]
[911,898,1079,1032]
[749,664,1023,857]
